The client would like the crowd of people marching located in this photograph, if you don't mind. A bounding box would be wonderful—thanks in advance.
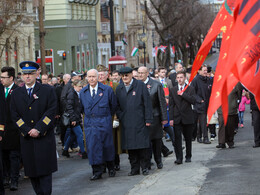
[0,61,259,195]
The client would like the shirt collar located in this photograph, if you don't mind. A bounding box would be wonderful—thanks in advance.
[90,83,98,92]
[159,77,165,82]
[144,77,149,84]
[25,83,36,90]
[6,82,14,89]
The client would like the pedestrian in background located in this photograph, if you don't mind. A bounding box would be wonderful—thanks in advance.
[116,67,153,176]
[238,90,250,128]
[11,61,57,195]
[62,80,87,159]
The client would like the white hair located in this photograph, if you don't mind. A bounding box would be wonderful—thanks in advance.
[63,73,71,80]
[87,69,98,78]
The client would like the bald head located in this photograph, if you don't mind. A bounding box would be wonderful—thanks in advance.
[138,66,149,82]
[175,63,183,72]
[63,74,71,85]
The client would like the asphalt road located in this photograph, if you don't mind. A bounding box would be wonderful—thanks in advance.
[5,106,259,195]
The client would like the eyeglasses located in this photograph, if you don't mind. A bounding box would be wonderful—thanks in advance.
[0,76,10,79]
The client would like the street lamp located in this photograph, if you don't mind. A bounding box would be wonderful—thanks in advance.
[138,26,146,67]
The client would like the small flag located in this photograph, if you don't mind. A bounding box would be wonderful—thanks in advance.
[158,45,167,53]
[122,37,128,45]
[152,47,157,57]
[131,47,139,57]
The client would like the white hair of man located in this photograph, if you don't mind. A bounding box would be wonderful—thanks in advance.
[87,69,99,78]
[63,73,71,80]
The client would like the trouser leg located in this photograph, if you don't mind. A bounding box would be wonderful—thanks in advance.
[174,124,183,161]
[182,124,192,159]
[9,150,20,183]
[192,111,198,139]
[128,150,140,174]
[226,115,236,146]
[252,110,260,145]
[92,164,103,176]
[139,148,150,171]
[161,140,170,156]
[164,126,175,147]
[218,114,225,144]
[0,143,5,195]
[151,139,162,164]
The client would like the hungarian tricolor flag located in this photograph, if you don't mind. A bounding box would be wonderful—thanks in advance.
[131,47,138,57]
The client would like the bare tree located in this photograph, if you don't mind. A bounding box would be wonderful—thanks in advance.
[145,0,214,67]
[0,0,30,59]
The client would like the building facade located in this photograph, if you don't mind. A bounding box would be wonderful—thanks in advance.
[0,0,35,73]
[34,0,99,75]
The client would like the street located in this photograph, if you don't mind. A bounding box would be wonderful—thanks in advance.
[6,106,259,195]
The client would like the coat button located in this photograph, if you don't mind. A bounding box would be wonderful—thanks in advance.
[29,107,31,110]
[31,120,34,123]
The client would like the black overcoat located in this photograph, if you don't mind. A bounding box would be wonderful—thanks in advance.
[11,82,57,177]
[146,78,167,140]
[169,85,196,125]
[0,83,20,150]
[116,79,153,150]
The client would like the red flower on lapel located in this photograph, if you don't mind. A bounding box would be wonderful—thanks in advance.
[132,91,136,96]
[147,85,151,89]
[33,94,39,99]
[9,89,13,95]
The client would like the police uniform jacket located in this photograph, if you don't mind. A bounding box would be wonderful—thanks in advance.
[0,83,20,150]
[11,82,57,177]
[146,78,167,140]
[116,78,153,150]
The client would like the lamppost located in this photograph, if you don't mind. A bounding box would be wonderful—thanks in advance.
[138,26,146,67]
[152,30,156,70]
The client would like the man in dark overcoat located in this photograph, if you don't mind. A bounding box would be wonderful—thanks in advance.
[0,67,20,191]
[169,71,196,164]
[11,61,57,195]
[138,66,167,169]
[80,69,117,180]
[116,67,153,176]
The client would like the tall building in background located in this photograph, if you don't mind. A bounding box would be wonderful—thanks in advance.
[96,0,126,68]
[0,0,35,73]
[34,0,99,75]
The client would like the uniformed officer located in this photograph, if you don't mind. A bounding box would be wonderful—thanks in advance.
[96,64,121,171]
[11,61,57,195]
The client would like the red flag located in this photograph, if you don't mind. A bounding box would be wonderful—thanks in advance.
[189,0,237,84]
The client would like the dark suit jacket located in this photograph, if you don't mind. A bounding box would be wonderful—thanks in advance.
[169,85,196,125]
[146,78,167,139]
[169,72,178,87]
[11,82,57,177]
[0,83,20,150]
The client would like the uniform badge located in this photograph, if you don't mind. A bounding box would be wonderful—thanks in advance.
[33,94,39,99]
[43,116,51,125]
[16,119,25,127]
[133,91,136,96]
[99,93,103,96]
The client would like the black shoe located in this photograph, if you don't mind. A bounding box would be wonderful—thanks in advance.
[157,163,163,169]
[197,138,203,143]
[3,178,9,188]
[174,160,183,165]
[128,171,140,176]
[192,138,195,141]
[62,150,70,158]
[163,150,173,157]
[142,169,149,175]
[203,139,211,144]
[229,145,235,149]
[90,174,102,181]
[82,152,88,159]
[114,165,120,171]
[108,170,116,177]
[216,144,226,148]
[253,144,260,148]
[10,181,18,191]
[185,158,191,163]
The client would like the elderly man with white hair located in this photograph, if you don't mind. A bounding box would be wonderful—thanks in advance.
[80,69,118,180]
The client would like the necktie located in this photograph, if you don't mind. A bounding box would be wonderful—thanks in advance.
[5,87,9,98]
[92,89,96,99]
[28,88,32,97]
[180,87,183,91]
